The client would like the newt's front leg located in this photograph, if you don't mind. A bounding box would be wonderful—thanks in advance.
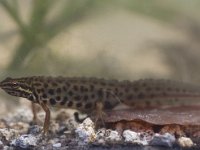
[40,102,51,134]
[31,102,37,124]
[94,101,106,127]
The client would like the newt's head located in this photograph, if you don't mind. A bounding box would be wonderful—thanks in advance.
[0,77,36,101]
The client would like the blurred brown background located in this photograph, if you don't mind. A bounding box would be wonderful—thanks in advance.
[0,0,200,115]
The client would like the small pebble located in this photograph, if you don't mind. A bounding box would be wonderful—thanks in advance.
[105,130,121,143]
[149,133,175,147]
[0,128,19,141]
[28,125,42,135]
[123,130,139,142]
[53,143,61,148]
[178,137,194,148]
[11,134,38,149]
[75,118,96,143]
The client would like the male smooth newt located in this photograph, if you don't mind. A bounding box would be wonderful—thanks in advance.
[1,76,200,133]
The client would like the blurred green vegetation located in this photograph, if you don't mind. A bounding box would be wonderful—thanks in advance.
[0,0,101,74]
[0,0,200,79]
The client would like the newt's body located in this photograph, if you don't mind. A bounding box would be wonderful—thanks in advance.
[1,76,200,133]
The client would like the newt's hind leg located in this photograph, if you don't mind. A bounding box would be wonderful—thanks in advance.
[94,101,106,127]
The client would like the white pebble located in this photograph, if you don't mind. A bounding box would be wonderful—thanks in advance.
[75,118,96,143]
[123,130,139,142]
[53,143,61,148]
[178,137,194,148]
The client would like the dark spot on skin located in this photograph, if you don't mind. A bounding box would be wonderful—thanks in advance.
[93,81,97,84]
[34,83,42,86]
[56,96,61,101]
[108,83,114,87]
[40,89,44,93]
[44,83,48,88]
[133,87,138,92]
[56,88,61,93]
[90,84,94,91]
[104,101,113,109]
[60,96,68,105]
[34,78,38,82]
[91,94,95,99]
[68,101,73,107]
[43,94,47,99]
[101,82,106,86]
[155,87,160,91]
[174,98,179,102]
[43,100,47,104]
[50,98,56,105]
[106,91,110,98]
[84,88,88,92]
[63,86,67,91]
[83,95,88,101]
[119,92,123,97]
[129,101,135,106]
[145,87,152,91]
[68,91,73,96]
[142,83,147,87]
[97,89,103,97]
[80,86,89,92]
[57,79,63,83]
[115,88,118,94]
[48,89,54,95]
[145,101,151,106]
[37,89,41,93]
[137,93,145,99]
[176,88,180,92]
[81,85,89,92]
[85,103,92,109]
[150,93,155,98]
[156,100,161,105]
[162,91,167,96]
[167,87,172,91]
[125,88,129,92]
[127,94,133,100]
[182,89,186,93]
[80,86,84,92]
[74,95,81,101]
[76,103,82,108]
[73,85,79,91]
[52,82,58,86]
[65,82,70,87]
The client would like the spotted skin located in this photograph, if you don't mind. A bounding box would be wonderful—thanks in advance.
[1,76,200,133]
